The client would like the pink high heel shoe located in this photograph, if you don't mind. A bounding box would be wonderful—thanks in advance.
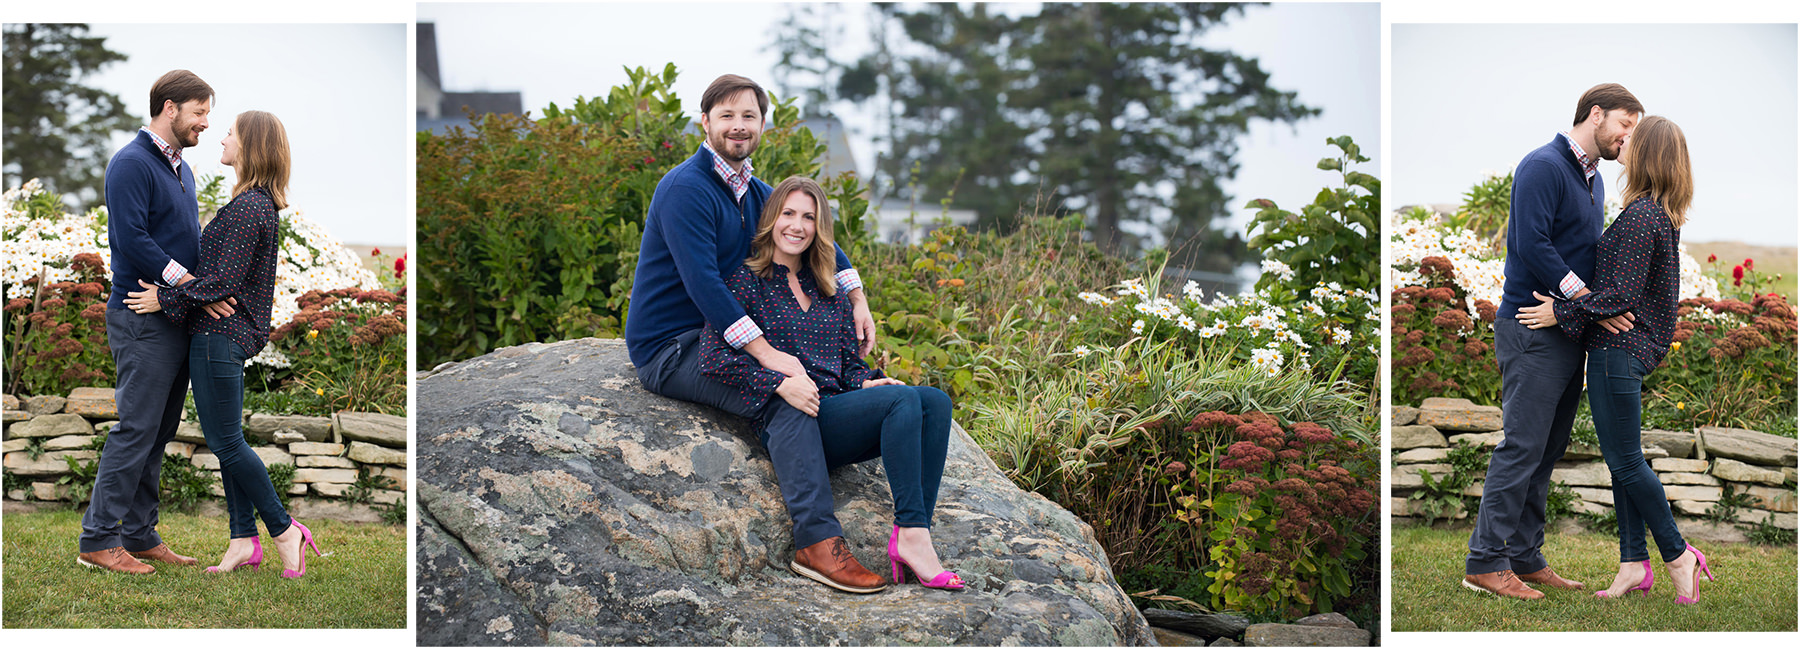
[887,525,964,590]
[1594,560,1652,598]
[279,520,324,579]
[204,537,264,573]
[1672,544,1714,605]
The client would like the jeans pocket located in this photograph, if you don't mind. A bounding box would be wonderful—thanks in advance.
[1603,351,1642,394]
[207,336,246,379]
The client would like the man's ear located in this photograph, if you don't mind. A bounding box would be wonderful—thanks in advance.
[1588,104,1605,125]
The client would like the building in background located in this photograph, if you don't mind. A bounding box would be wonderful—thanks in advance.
[417,23,522,134]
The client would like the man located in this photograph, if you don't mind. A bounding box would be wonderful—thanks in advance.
[1463,83,1642,600]
[78,70,229,574]
[625,74,885,593]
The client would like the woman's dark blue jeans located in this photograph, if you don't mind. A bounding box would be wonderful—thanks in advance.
[760,385,953,549]
[189,333,291,539]
[1587,347,1685,563]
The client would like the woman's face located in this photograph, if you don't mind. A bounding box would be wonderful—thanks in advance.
[219,126,239,167]
[772,190,817,262]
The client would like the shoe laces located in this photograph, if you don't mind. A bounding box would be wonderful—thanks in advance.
[829,538,856,565]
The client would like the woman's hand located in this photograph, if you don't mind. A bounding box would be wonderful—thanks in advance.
[126,280,162,314]
[862,377,906,389]
[776,375,821,416]
[1516,291,1559,329]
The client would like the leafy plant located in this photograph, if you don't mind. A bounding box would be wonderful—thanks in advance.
[1544,481,1580,523]
[55,453,99,507]
[1705,484,1759,524]
[268,463,297,508]
[267,288,407,415]
[346,465,395,505]
[1245,136,1380,293]
[1745,517,1798,546]
[159,453,216,512]
[379,499,408,526]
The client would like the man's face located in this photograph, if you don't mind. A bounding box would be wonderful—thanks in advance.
[1592,108,1639,161]
[168,98,212,148]
[700,90,763,166]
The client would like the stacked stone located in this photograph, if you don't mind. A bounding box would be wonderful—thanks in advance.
[3,389,406,508]
[1391,398,1798,531]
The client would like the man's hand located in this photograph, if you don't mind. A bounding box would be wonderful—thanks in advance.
[126,280,162,314]
[176,272,197,286]
[1516,291,1559,329]
[775,375,821,416]
[202,297,238,320]
[1571,286,1635,333]
[850,288,877,358]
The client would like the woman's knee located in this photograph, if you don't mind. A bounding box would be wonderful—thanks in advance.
[915,386,952,414]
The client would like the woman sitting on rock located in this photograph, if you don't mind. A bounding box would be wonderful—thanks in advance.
[700,176,963,593]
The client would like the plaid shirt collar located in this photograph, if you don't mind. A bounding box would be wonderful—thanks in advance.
[141,127,183,173]
[702,140,753,202]
[1561,131,1597,181]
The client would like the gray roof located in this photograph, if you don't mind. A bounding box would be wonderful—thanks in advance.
[417,23,440,89]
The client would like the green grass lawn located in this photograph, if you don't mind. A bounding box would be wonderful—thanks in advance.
[2,509,406,628]
[1391,523,1797,632]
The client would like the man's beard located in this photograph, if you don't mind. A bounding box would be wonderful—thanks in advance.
[710,131,757,163]
[1596,126,1623,161]
[172,113,201,148]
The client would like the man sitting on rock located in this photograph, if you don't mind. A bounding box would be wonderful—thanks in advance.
[624,74,885,592]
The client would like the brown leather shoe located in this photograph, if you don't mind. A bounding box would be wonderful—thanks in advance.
[1462,570,1544,600]
[77,547,156,575]
[129,543,197,566]
[791,537,888,594]
[1517,566,1584,590]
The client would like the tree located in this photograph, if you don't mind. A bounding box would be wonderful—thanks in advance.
[3,24,137,210]
[838,4,1316,267]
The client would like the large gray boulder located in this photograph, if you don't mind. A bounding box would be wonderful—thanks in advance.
[415,338,1152,646]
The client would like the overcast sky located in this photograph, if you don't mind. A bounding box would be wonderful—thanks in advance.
[75,23,411,247]
[418,2,1380,246]
[1393,23,1797,244]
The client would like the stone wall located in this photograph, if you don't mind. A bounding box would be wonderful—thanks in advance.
[3,388,406,507]
[1391,398,1798,532]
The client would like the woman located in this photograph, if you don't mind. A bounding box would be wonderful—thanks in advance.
[1517,115,1713,604]
[700,176,963,591]
[125,111,323,578]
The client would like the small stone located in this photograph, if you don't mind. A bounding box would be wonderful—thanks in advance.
[1658,472,1720,486]
[42,434,95,451]
[1,438,28,453]
[1642,445,1670,460]
[1394,448,1447,464]
[298,455,356,469]
[251,446,296,468]
[1418,398,1503,432]
[191,452,220,471]
[163,441,196,459]
[1561,442,1603,461]
[370,489,404,505]
[1141,608,1250,639]
[1153,628,1210,647]
[1446,431,1505,449]
[288,442,346,456]
[1243,623,1369,647]
[1392,425,1446,450]
[2,394,17,410]
[311,482,352,498]
[1392,406,1419,426]
[1671,500,1714,516]
[375,466,407,491]
[1699,427,1797,467]
[9,413,92,439]
[3,449,97,476]
[335,411,406,447]
[4,410,32,423]
[22,395,67,416]
[287,483,308,496]
[1571,500,1610,516]
[1662,485,1724,502]
[245,414,334,443]
[1551,462,1611,487]
[1293,613,1357,629]
[63,387,116,418]
[272,431,308,444]
[1652,458,1709,473]
[295,468,359,484]
[93,421,117,434]
[1743,485,1796,513]
[1211,639,1241,647]
[32,482,72,501]
[1711,458,1787,486]
[1642,430,1697,458]
[1571,487,1614,506]
[174,421,207,445]
[347,440,407,466]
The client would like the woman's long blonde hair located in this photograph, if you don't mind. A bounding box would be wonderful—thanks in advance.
[746,176,837,297]
[1619,115,1692,229]
[232,110,291,210]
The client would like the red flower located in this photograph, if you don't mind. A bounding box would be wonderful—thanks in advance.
[1733,265,1745,286]
[371,247,381,256]
[1744,258,1755,271]
[395,255,407,275]
[644,156,655,165]
[1707,253,1717,263]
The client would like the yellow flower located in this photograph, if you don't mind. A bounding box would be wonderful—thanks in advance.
[308,329,319,340]
[1676,401,1685,410]
[315,387,325,396]
[1670,341,1681,351]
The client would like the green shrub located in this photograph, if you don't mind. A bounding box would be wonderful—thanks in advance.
[1245,136,1380,294]
[264,287,407,415]
[160,453,217,512]
[3,251,113,396]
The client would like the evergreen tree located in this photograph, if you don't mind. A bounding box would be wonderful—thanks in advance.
[3,23,136,210]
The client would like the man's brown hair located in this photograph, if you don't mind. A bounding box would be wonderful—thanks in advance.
[150,69,214,118]
[700,74,768,118]
[1571,83,1643,127]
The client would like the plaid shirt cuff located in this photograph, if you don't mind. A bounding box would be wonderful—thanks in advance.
[161,259,188,287]
[1559,271,1586,299]
[835,268,863,294]
[724,315,764,349]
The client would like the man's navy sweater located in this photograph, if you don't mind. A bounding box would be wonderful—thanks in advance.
[625,146,852,367]
[1499,134,1604,319]
[104,130,199,309]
